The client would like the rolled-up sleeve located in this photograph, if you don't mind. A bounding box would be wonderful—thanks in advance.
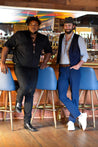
[78,36,88,62]
[43,36,52,54]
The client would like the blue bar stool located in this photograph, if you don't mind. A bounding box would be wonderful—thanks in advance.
[79,67,98,128]
[31,67,58,128]
[0,67,15,130]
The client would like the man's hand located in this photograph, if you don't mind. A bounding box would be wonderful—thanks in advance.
[40,62,48,69]
[0,62,8,74]
[70,64,80,70]
[40,53,51,69]
[70,60,84,70]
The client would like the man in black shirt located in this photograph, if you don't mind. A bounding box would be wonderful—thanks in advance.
[1,16,52,132]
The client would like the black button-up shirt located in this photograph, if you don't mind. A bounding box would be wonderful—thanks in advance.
[4,30,52,67]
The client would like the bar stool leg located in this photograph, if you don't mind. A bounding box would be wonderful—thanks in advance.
[95,90,98,101]
[4,92,9,121]
[9,91,13,131]
[0,90,2,96]
[31,90,44,123]
[83,90,88,112]
[42,90,48,120]
[79,90,84,100]
[91,90,95,128]
[51,91,56,128]
[84,90,88,104]
[56,90,65,121]
[79,90,84,109]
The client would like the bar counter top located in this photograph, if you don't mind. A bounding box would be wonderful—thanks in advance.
[1,59,98,67]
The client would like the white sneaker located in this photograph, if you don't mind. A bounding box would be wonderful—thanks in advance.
[78,113,87,131]
[67,121,75,131]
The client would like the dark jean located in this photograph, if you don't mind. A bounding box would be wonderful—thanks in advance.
[58,67,81,123]
[15,64,38,124]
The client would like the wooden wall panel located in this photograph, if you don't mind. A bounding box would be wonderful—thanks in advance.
[0,0,97,12]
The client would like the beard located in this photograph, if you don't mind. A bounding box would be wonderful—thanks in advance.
[65,29,73,34]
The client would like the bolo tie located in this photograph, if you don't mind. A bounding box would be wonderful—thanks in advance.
[32,37,36,54]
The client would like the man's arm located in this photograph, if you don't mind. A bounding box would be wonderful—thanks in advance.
[0,46,9,73]
[40,53,51,69]
[40,35,52,69]
[70,36,88,70]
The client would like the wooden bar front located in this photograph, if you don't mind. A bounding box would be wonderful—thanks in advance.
[0,60,98,120]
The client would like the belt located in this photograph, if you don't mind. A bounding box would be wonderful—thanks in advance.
[59,64,70,67]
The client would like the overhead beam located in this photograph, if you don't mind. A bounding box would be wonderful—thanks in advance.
[0,0,98,12]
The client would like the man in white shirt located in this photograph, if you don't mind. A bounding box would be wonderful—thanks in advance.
[57,17,88,131]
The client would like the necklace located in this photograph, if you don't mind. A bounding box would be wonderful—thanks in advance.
[31,35,37,54]
[65,34,73,46]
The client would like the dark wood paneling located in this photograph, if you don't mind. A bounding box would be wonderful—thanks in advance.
[0,0,98,12]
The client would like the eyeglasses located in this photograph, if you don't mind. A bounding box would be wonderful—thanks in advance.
[29,24,39,27]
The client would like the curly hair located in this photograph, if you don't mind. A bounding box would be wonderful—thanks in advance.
[26,16,41,26]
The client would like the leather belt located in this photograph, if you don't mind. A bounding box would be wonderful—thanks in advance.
[59,64,70,67]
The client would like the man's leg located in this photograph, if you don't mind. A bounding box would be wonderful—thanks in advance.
[58,67,69,106]
[15,65,38,131]
[24,67,38,124]
[58,67,80,122]
[23,67,38,131]
[15,65,33,105]
[69,68,81,123]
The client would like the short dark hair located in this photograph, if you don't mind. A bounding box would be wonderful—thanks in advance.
[26,16,41,26]
[64,17,74,24]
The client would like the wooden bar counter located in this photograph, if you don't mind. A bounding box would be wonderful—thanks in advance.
[0,58,98,120]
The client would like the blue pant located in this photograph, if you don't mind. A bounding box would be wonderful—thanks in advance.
[58,67,81,123]
[15,64,38,124]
